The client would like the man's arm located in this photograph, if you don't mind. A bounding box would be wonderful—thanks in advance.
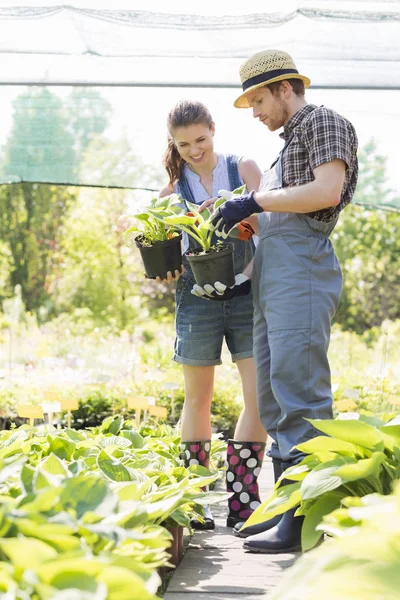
[254,159,346,214]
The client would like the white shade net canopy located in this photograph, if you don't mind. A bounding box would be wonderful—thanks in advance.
[0,1,398,212]
[0,1,399,88]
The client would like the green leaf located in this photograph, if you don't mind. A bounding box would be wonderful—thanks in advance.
[20,464,35,494]
[50,436,76,461]
[163,214,199,226]
[18,488,59,513]
[241,482,302,529]
[117,480,154,502]
[0,537,58,567]
[41,453,69,477]
[335,452,386,483]
[99,566,157,600]
[97,450,131,482]
[60,475,109,518]
[301,460,349,501]
[16,519,81,553]
[98,436,132,450]
[301,492,345,551]
[296,435,368,458]
[120,430,145,449]
[108,416,124,435]
[307,418,386,451]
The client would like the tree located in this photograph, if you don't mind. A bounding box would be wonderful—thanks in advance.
[4,87,75,184]
[66,88,113,175]
[333,140,400,333]
[0,87,78,312]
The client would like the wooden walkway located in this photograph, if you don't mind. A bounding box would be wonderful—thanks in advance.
[165,458,299,600]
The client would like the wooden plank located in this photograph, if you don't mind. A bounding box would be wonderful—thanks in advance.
[43,390,61,402]
[17,404,44,419]
[164,458,297,599]
[60,399,79,411]
[148,405,168,419]
[127,396,149,410]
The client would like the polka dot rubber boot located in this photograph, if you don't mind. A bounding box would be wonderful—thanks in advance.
[180,440,215,531]
[226,440,266,528]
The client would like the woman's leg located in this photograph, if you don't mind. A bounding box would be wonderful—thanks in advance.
[180,364,215,441]
[225,357,268,527]
[234,357,267,443]
[180,364,215,530]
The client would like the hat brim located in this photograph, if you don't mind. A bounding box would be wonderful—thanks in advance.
[234,74,311,108]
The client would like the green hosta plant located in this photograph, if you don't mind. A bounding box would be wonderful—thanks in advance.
[161,185,246,252]
[243,413,400,551]
[122,194,183,247]
[270,482,400,600]
[0,419,228,597]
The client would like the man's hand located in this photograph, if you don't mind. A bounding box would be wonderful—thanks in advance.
[191,273,251,301]
[211,191,263,237]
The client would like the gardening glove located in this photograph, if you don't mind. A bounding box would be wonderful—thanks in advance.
[191,273,251,301]
[229,220,256,241]
[212,191,263,238]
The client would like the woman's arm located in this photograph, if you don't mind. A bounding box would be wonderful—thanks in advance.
[159,184,173,199]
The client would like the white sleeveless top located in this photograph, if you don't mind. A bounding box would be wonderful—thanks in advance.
[173,153,244,204]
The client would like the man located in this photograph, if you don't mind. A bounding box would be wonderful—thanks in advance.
[192,49,358,553]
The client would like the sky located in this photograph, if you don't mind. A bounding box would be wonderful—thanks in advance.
[0,85,398,196]
[100,86,399,195]
[0,0,398,195]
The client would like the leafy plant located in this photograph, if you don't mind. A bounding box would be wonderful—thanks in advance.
[0,418,227,598]
[244,413,400,551]
[161,185,246,252]
[270,481,400,600]
[123,194,183,246]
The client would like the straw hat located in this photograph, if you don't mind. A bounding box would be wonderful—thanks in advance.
[234,49,311,108]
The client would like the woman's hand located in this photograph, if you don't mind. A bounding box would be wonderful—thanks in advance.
[198,197,218,213]
[155,266,185,284]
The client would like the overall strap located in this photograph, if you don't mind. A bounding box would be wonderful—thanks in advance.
[177,171,195,208]
[226,154,242,190]
[270,132,296,169]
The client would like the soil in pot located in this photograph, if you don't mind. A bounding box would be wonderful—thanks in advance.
[136,233,182,279]
[186,242,235,288]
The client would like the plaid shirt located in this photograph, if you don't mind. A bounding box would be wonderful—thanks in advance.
[279,104,358,222]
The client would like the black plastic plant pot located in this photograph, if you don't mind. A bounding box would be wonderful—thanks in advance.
[135,233,182,279]
[186,243,235,288]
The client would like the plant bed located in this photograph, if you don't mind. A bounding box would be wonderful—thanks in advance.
[186,242,235,287]
[136,233,183,279]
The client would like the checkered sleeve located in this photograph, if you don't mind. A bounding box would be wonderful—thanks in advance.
[300,107,354,172]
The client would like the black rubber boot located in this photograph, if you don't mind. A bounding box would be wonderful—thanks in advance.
[243,461,303,553]
[233,457,283,538]
[243,507,303,553]
[225,440,266,528]
[180,440,215,531]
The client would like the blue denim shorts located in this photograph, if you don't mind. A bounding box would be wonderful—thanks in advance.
[173,273,254,367]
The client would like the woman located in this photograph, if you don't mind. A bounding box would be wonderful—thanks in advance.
[158,99,267,530]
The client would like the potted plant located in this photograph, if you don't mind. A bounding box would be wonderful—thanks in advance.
[122,195,183,279]
[161,185,246,287]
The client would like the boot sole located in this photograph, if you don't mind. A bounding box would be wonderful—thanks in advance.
[191,519,215,531]
[226,517,242,528]
[243,544,301,554]
[233,529,250,538]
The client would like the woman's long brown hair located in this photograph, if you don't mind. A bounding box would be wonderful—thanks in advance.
[164,100,213,187]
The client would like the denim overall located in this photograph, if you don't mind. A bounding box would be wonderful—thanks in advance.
[252,143,342,463]
[173,155,254,366]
